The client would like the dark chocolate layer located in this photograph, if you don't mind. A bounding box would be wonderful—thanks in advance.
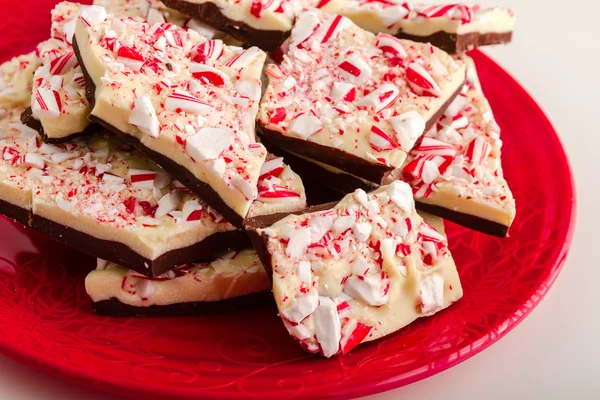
[0,197,31,227]
[267,146,378,196]
[258,81,464,184]
[250,147,511,237]
[31,214,250,276]
[415,201,509,237]
[245,203,336,276]
[395,30,513,54]
[1,191,249,276]
[20,107,101,144]
[73,37,246,227]
[91,290,273,317]
[162,0,290,51]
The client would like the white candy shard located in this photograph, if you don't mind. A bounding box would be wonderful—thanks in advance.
[333,215,355,234]
[129,96,160,137]
[352,256,370,276]
[330,82,356,103]
[22,153,45,169]
[357,84,399,113]
[313,297,341,358]
[281,288,319,324]
[291,11,321,48]
[390,111,426,151]
[352,222,371,242]
[186,127,235,161]
[387,181,413,212]
[298,260,312,284]
[146,8,166,24]
[344,275,389,306]
[155,190,182,218]
[78,5,107,27]
[289,114,323,139]
[309,215,333,244]
[286,227,311,259]
[420,274,444,315]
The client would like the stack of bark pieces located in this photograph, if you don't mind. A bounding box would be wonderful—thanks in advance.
[0,0,516,358]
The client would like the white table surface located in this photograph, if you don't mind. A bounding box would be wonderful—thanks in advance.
[1,0,599,399]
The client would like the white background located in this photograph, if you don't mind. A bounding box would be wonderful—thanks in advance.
[1,0,599,399]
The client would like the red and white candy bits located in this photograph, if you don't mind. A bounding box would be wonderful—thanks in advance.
[399,56,515,233]
[255,181,462,357]
[320,1,516,53]
[259,10,465,182]
[74,7,271,223]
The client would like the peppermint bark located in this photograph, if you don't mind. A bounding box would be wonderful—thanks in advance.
[320,1,515,54]
[396,56,516,236]
[161,0,310,51]
[258,10,466,186]
[247,182,462,357]
[1,49,307,275]
[74,8,268,226]
[87,249,272,316]
[24,1,227,143]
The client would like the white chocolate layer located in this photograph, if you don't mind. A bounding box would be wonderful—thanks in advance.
[321,1,515,38]
[75,9,269,219]
[395,55,516,229]
[86,249,270,306]
[258,183,462,357]
[259,10,465,180]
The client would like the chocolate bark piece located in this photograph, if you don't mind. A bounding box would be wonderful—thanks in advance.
[258,81,464,184]
[33,215,249,277]
[0,47,308,276]
[30,1,230,143]
[86,249,273,316]
[74,9,268,227]
[162,0,291,51]
[395,55,515,237]
[321,1,515,54]
[91,291,272,317]
[21,106,102,144]
[258,10,466,186]
[1,111,250,277]
[396,31,513,55]
[246,182,462,357]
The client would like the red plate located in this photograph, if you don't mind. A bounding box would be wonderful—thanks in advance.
[0,1,575,399]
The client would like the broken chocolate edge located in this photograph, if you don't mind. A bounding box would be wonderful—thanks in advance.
[91,289,273,317]
[161,0,290,52]
[395,30,513,55]
[0,197,31,228]
[0,192,250,276]
[257,80,465,184]
[245,202,336,276]
[20,107,101,144]
[415,201,509,237]
[31,213,250,276]
[73,37,247,227]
